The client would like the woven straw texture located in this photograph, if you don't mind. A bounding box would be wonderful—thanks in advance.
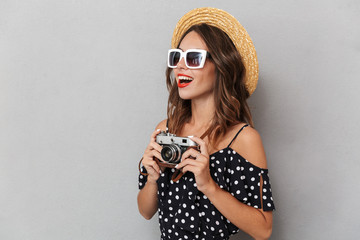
[171,7,258,96]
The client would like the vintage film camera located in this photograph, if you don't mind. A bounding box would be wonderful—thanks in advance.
[156,131,199,164]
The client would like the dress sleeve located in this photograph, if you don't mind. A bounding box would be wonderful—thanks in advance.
[138,166,148,190]
[227,153,275,211]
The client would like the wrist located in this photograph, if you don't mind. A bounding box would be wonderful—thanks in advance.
[147,176,158,185]
[199,178,218,197]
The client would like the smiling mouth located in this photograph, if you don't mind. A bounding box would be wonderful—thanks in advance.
[179,76,193,84]
[178,75,193,88]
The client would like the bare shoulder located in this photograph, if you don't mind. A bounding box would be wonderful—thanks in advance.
[155,119,167,131]
[230,124,268,169]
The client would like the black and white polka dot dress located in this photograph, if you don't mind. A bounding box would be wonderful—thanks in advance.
[138,125,275,239]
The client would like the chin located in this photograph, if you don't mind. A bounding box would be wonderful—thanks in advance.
[178,88,214,101]
[178,93,193,100]
[177,88,189,99]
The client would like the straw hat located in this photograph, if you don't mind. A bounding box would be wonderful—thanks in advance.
[171,7,258,96]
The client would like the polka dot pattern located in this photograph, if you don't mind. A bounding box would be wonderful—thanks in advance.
[138,147,275,239]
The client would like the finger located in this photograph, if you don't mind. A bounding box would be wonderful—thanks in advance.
[176,158,198,169]
[181,165,201,175]
[181,148,201,161]
[150,149,163,162]
[150,129,162,142]
[148,160,161,174]
[143,156,161,174]
[149,141,163,153]
[189,136,208,156]
[143,149,162,165]
[144,146,162,160]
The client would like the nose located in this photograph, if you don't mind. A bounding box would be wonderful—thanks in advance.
[176,56,188,69]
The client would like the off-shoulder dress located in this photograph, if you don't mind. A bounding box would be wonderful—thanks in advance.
[138,125,275,240]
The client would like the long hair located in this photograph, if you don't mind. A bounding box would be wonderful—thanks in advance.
[166,24,254,147]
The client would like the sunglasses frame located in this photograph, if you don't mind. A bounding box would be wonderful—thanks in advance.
[167,49,210,69]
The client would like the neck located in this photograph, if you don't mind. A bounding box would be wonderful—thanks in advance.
[189,95,215,128]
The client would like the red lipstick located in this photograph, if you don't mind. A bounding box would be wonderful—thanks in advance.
[177,74,193,88]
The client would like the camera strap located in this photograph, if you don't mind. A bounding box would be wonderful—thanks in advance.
[155,158,183,181]
[138,157,184,181]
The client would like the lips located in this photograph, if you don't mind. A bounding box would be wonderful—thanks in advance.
[177,74,193,88]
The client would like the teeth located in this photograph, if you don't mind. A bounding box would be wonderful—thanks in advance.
[178,75,193,84]
[178,76,193,81]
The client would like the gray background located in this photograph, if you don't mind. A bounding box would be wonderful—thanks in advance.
[1,0,359,239]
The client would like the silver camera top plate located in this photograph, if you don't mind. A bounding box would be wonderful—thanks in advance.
[156,132,198,147]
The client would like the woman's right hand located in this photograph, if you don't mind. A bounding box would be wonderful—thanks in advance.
[141,129,163,183]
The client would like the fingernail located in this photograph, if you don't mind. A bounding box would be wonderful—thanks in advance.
[159,170,162,174]
[175,164,178,169]
[188,135,193,138]
[157,129,161,131]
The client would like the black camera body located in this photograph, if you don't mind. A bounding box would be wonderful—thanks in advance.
[156,131,198,164]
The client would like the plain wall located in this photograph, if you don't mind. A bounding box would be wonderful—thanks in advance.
[1,0,359,239]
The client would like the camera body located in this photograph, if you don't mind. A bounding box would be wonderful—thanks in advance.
[156,131,198,164]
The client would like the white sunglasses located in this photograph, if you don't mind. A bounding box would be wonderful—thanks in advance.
[167,49,211,69]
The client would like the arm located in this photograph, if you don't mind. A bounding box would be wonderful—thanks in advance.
[202,177,272,240]
[137,120,167,220]
[208,127,272,239]
[177,127,273,240]
[137,174,159,220]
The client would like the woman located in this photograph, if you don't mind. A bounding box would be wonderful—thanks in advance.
[137,7,275,240]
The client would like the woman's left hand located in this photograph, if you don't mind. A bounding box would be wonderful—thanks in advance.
[175,136,215,193]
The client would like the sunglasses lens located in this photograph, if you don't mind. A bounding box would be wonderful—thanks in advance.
[169,51,181,67]
[186,51,203,67]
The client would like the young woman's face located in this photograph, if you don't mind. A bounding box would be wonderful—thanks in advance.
[173,31,216,101]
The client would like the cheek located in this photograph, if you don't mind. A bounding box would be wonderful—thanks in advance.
[204,68,216,87]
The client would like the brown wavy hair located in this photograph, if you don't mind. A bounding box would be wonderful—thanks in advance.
[166,24,253,147]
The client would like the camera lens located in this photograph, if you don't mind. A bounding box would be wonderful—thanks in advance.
[163,148,173,159]
[161,144,181,163]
